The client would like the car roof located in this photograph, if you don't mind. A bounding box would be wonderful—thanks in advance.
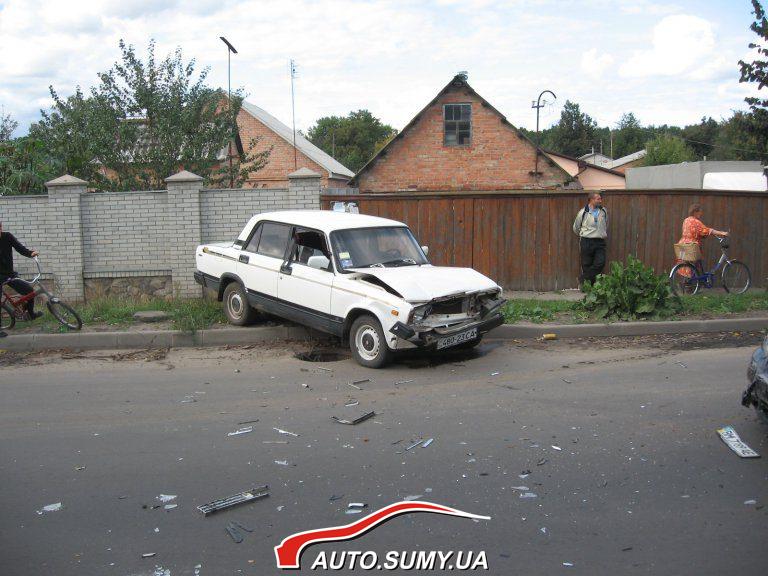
[251,210,407,233]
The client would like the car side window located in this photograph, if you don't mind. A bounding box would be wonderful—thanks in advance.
[289,227,331,270]
[243,223,263,253]
[256,222,291,259]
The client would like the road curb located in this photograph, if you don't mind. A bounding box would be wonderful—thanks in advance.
[0,317,765,352]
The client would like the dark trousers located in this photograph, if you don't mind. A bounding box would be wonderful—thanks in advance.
[0,275,35,315]
[579,237,607,286]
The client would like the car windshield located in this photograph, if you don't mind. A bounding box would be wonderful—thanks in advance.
[330,227,429,270]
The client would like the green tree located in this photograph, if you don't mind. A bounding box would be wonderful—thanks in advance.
[0,110,18,141]
[681,117,720,159]
[612,112,647,158]
[31,40,270,190]
[307,110,397,173]
[642,134,695,166]
[739,0,768,113]
[0,137,58,195]
[713,110,768,161]
[549,100,598,157]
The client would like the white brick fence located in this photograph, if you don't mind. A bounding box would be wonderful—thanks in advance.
[0,168,323,301]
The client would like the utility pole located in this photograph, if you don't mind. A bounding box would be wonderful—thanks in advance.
[531,90,556,187]
[220,36,238,188]
[290,59,298,170]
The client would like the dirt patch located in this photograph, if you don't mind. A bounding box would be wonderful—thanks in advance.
[561,330,766,352]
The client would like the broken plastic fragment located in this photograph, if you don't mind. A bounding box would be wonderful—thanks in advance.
[332,411,375,425]
[405,440,423,451]
[273,427,299,437]
[36,502,63,515]
[156,494,177,503]
[228,427,254,437]
[197,486,269,516]
[744,499,757,505]
[511,486,529,491]
[422,438,434,448]
[164,504,177,510]
[403,494,423,501]
[141,552,156,558]
[274,460,290,466]
[519,492,538,499]
[551,445,562,451]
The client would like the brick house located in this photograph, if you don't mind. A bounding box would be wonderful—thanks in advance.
[349,74,572,192]
[233,101,354,188]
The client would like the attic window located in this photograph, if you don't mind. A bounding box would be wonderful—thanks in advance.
[443,103,471,146]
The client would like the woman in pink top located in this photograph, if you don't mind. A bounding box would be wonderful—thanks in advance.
[676,203,728,276]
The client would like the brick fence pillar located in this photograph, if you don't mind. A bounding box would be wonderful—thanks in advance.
[45,175,87,302]
[165,170,204,298]
[288,167,322,209]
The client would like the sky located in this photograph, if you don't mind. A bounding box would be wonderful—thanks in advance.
[0,0,761,139]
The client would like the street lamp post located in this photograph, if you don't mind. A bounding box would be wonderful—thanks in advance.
[531,89,556,187]
[220,36,238,188]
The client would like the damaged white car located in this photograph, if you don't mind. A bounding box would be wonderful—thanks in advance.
[194,211,506,367]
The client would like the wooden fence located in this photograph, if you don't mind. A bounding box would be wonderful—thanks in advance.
[321,189,768,291]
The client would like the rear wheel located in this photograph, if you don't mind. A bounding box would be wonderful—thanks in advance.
[670,263,700,296]
[722,260,751,294]
[1,302,16,331]
[47,300,82,330]
[223,282,256,326]
[349,314,391,369]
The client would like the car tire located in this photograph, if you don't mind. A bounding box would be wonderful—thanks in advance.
[223,282,256,326]
[349,314,391,369]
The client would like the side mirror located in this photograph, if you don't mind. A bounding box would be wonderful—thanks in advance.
[421,245,429,257]
[308,255,331,270]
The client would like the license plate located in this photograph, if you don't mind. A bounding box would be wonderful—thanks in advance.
[717,426,760,458]
[436,327,478,350]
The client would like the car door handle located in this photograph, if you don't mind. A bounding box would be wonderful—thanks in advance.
[239,254,249,263]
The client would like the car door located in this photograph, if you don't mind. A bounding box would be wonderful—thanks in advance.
[236,221,291,300]
[276,226,338,333]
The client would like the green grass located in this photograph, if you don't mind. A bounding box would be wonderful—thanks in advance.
[503,291,768,324]
[38,297,226,333]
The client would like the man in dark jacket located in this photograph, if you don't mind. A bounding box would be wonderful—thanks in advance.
[0,220,41,336]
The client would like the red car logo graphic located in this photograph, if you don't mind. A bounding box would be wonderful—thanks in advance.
[274,500,491,569]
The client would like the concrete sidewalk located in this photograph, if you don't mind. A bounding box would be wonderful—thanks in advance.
[1,317,765,352]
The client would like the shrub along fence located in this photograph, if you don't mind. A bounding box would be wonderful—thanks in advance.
[321,188,768,291]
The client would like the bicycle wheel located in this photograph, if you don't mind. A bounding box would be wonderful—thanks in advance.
[47,299,83,330]
[722,260,751,294]
[1,302,16,331]
[670,263,700,296]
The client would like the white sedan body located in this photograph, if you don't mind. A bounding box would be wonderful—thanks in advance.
[194,210,506,352]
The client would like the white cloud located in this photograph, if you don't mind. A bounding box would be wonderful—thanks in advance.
[619,14,717,78]
[0,0,754,141]
[581,48,615,79]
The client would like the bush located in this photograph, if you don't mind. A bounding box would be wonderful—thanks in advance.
[581,255,680,320]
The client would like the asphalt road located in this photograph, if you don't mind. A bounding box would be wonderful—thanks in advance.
[1,335,767,576]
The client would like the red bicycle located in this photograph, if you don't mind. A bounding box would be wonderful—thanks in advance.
[1,257,82,331]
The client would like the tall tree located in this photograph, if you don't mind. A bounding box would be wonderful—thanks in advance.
[734,0,768,161]
[307,110,396,173]
[681,117,720,159]
[642,134,695,166]
[549,100,598,157]
[0,110,18,141]
[0,137,58,195]
[31,40,270,190]
[612,112,647,158]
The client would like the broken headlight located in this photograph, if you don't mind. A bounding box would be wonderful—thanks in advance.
[410,303,432,323]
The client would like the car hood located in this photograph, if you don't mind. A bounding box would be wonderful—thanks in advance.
[351,265,499,302]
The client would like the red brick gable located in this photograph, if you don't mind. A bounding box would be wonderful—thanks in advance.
[353,77,570,193]
[229,106,350,189]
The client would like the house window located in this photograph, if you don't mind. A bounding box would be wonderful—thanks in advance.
[444,103,471,146]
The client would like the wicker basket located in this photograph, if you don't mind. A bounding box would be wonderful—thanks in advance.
[674,242,701,262]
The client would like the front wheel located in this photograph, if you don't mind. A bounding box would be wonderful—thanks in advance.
[47,300,82,330]
[722,260,751,294]
[223,282,256,326]
[349,314,391,369]
[669,263,700,296]
[1,302,16,331]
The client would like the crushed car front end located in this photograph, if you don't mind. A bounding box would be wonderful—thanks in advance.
[743,335,768,416]
[389,289,506,350]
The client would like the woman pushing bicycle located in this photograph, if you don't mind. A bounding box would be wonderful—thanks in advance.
[675,203,728,276]
[0,220,41,337]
